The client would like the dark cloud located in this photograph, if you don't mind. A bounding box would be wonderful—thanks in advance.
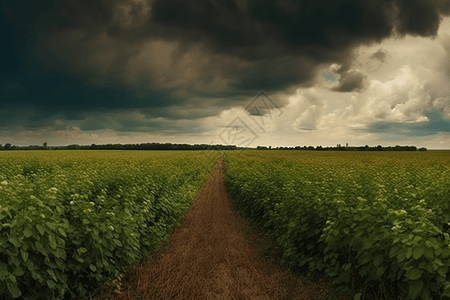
[331,70,368,93]
[371,48,388,62]
[149,0,396,60]
[0,104,60,131]
[114,118,193,133]
[394,0,443,38]
[79,113,202,134]
[0,12,21,76]
[148,0,449,62]
[54,121,70,131]
[80,117,107,131]
[227,56,317,92]
[1,0,450,132]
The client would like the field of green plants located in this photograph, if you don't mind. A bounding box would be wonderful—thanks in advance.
[0,150,219,299]
[224,150,450,299]
[3,149,450,299]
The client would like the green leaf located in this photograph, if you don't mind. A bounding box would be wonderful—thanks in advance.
[48,234,57,250]
[10,256,20,267]
[57,227,67,237]
[425,240,434,248]
[23,227,33,238]
[20,249,28,263]
[47,279,57,289]
[47,269,57,282]
[12,266,24,277]
[421,286,432,300]
[343,263,351,271]
[90,264,97,272]
[354,292,362,300]
[412,235,422,245]
[433,259,443,267]
[406,268,423,280]
[406,248,413,259]
[57,248,66,260]
[8,237,21,248]
[36,224,45,235]
[46,222,55,230]
[77,247,88,254]
[8,274,16,283]
[423,247,434,259]
[409,280,423,299]
[30,270,43,281]
[413,247,424,260]
[35,241,46,254]
[7,282,21,298]
[373,254,383,267]
[443,285,450,297]
[0,262,10,276]
[376,266,386,277]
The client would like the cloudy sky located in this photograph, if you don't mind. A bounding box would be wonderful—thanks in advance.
[2,0,450,149]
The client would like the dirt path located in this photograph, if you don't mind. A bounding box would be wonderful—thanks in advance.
[94,158,332,300]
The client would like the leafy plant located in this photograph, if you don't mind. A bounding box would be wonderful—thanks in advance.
[224,150,450,299]
[0,150,219,299]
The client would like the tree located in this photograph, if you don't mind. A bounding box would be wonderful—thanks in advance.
[4,143,11,149]
[43,142,48,149]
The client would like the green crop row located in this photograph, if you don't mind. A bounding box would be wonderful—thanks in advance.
[0,150,219,299]
[224,151,450,299]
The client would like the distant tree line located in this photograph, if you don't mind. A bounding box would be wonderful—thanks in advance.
[256,145,427,151]
[0,142,426,151]
[88,143,239,150]
[0,142,239,151]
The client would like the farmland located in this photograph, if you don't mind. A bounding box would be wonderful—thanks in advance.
[224,150,450,299]
[2,149,450,299]
[0,150,219,299]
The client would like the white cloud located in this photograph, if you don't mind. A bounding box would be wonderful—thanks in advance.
[294,105,324,131]
[359,65,431,123]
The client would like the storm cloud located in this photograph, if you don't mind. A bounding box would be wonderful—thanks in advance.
[1,0,450,147]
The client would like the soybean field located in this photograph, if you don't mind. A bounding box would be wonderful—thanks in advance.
[2,150,450,300]
[0,150,219,299]
[225,150,450,299]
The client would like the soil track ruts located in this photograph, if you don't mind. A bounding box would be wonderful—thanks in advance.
[94,157,332,300]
